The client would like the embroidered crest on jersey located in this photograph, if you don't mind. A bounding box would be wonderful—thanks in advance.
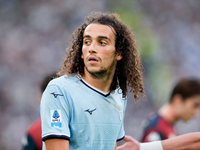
[51,109,62,127]
[115,105,122,111]
[115,105,123,121]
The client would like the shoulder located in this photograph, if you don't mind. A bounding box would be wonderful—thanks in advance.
[50,74,79,84]
[49,74,79,88]
[111,88,127,110]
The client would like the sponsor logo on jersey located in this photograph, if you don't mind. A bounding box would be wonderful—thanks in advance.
[51,109,62,127]
[50,92,63,98]
[84,108,96,115]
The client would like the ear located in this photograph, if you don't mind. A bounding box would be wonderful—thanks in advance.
[116,53,122,61]
[81,54,83,59]
[172,94,183,105]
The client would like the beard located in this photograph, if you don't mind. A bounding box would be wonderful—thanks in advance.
[85,66,107,79]
[85,60,117,80]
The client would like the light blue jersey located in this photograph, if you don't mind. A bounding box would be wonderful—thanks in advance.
[40,74,127,150]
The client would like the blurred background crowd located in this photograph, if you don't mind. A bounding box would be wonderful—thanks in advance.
[1,0,200,149]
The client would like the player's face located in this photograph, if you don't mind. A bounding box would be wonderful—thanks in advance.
[81,23,122,78]
[179,95,200,121]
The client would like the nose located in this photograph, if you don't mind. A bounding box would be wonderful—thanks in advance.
[88,41,97,54]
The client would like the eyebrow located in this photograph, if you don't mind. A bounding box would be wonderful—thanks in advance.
[83,35,111,42]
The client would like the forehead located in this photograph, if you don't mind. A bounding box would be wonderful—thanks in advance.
[84,23,115,40]
[185,95,200,103]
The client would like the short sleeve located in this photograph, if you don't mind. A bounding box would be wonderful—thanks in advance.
[40,84,71,141]
[117,97,127,141]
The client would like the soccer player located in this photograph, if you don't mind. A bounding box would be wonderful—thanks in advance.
[141,78,200,142]
[22,73,56,150]
[40,12,144,150]
[40,11,200,150]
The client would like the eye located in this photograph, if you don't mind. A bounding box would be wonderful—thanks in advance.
[100,41,106,45]
[84,40,91,45]
[194,103,200,108]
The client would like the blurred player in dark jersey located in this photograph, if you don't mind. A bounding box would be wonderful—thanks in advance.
[141,78,200,142]
[21,73,56,150]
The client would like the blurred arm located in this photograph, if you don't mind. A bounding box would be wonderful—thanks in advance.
[117,133,200,150]
[162,132,200,150]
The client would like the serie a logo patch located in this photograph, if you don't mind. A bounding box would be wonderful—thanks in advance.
[51,109,62,127]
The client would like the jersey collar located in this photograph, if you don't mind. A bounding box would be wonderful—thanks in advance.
[77,74,110,97]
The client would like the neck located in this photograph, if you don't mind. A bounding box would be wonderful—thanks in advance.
[81,68,115,93]
[158,103,179,124]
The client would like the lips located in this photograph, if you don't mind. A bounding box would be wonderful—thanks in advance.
[88,56,98,62]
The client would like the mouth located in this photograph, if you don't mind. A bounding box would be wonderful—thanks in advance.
[88,56,98,62]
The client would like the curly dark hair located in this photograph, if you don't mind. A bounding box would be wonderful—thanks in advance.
[58,12,144,100]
